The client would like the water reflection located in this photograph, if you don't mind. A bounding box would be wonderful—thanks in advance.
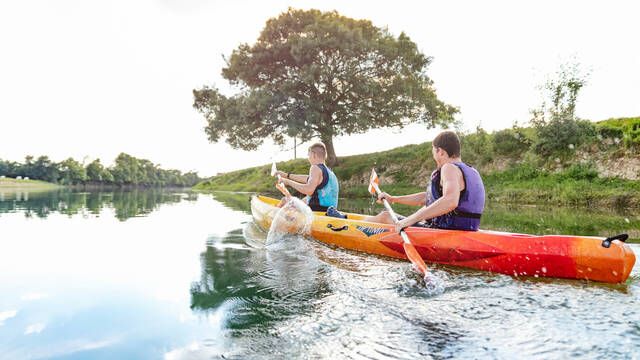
[187,217,468,358]
[0,189,191,220]
[208,191,253,213]
[190,227,332,332]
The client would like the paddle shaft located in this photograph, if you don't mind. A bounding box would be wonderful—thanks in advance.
[271,162,293,197]
[371,181,430,276]
[276,174,292,197]
[371,182,411,245]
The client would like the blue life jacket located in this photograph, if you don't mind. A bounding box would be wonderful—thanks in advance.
[307,164,339,211]
[424,162,485,231]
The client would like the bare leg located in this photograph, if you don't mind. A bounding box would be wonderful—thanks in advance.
[364,210,397,225]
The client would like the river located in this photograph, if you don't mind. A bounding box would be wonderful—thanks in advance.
[0,189,638,359]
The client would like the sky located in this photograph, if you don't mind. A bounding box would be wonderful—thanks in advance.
[1,0,638,177]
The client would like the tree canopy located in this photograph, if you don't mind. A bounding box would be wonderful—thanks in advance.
[193,8,457,165]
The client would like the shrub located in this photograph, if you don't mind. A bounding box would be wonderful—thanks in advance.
[493,127,531,155]
[461,126,493,163]
[533,117,596,156]
[561,163,598,181]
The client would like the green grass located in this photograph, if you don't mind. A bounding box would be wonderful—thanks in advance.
[0,177,60,190]
[596,116,640,147]
[195,148,640,210]
[483,163,640,208]
[194,142,435,193]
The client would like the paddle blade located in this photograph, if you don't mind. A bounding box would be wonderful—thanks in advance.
[403,241,429,276]
[270,162,277,177]
[368,168,379,194]
[276,182,292,197]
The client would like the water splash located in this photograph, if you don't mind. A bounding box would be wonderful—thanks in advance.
[266,197,314,248]
[389,266,447,297]
[424,273,446,295]
[243,221,268,249]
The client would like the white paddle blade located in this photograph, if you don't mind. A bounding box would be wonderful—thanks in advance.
[270,162,277,177]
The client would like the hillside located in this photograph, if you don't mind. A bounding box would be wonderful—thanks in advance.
[195,117,640,209]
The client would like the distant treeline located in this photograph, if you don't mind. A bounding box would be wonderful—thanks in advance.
[0,153,200,187]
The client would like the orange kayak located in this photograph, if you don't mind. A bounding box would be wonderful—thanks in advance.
[251,195,636,283]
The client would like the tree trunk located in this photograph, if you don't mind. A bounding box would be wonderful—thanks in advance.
[321,135,338,167]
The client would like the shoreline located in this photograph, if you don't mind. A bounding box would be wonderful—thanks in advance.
[0,178,60,190]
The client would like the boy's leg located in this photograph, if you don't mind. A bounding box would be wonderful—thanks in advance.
[363,210,395,224]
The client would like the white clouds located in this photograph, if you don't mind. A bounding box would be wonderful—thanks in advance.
[21,293,50,301]
[24,322,46,335]
[0,310,18,325]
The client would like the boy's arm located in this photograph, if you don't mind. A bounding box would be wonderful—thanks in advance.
[387,192,428,206]
[280,166,322,195]
[274,170,308,183]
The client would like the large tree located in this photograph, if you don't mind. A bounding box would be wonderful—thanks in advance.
[193,8,457,165]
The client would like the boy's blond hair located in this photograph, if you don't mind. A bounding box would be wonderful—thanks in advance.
[308,142,327,159]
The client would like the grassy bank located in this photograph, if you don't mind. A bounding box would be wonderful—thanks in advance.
[195,117,640,209]
[0,177,60,190]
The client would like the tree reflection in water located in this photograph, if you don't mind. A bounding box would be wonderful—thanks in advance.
[0,188,186,220]
[189,227,332,332]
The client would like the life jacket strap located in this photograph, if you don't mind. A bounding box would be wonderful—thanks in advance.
[453,210,482,219]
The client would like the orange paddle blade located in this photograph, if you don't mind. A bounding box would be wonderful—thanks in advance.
[403,241,429,275]
[368,168,379,194]
[276,182,292,197]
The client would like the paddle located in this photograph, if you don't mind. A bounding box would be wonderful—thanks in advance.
[368,168,430,276]
[271,162,292,197]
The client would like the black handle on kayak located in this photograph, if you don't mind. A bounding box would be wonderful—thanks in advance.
[601,234,628,248]
[327,224,348,232]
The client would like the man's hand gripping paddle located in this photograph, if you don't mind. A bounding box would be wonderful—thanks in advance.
[368,168,430,277]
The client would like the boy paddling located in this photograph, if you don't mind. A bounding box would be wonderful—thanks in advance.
[274,142,339,212]
[366,131,485,233]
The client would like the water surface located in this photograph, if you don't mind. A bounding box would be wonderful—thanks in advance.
[0,189,638,359]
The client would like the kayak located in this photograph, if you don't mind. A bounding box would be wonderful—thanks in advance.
[250,195,636,283]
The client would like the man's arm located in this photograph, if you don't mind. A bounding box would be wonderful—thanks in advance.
[280,166,322,196]
[395,164,463,231]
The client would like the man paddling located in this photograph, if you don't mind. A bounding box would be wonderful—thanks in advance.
[366,131,485,233]
[274,142,339,212]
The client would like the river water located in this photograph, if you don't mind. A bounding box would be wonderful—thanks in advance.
[0,189,638,359]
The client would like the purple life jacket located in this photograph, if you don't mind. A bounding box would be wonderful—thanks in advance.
[424,162,485,231]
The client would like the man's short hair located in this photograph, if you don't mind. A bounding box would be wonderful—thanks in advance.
[433,131,461,158]
[308,142,327,159]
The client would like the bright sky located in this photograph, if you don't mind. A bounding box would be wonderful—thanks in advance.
[1,0,638,177]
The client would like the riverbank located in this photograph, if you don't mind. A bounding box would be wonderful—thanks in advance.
[194,117,640,209]
[0,177,60,191]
